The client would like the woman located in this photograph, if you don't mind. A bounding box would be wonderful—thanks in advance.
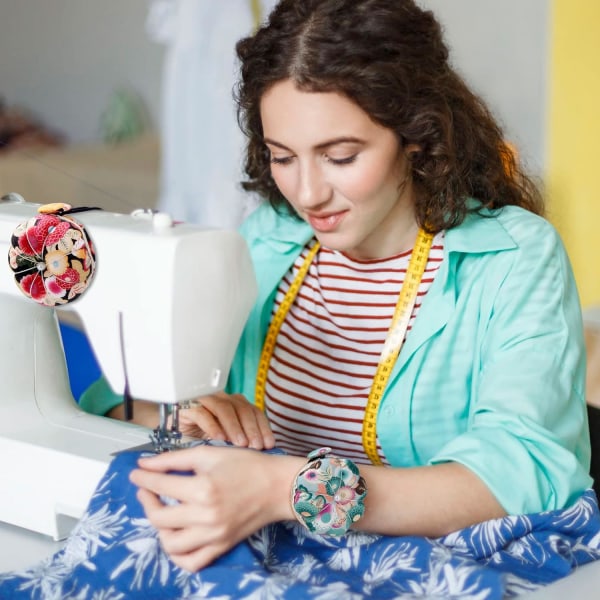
[82,0,592,577]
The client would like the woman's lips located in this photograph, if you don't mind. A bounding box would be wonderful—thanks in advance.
[306,211,347,233]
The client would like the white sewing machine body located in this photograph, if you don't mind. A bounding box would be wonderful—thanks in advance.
[0,199,257,540]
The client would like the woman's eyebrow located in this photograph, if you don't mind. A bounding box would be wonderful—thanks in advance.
[263,136,364,151]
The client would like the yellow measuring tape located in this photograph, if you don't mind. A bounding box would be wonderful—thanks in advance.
[255,241,321,412]
[255,230,434,465]
[362,228,433,464]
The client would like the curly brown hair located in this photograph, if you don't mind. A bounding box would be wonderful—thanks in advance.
[235,0,544,232]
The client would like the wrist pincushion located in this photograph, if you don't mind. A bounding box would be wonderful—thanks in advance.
[291,447,367,536]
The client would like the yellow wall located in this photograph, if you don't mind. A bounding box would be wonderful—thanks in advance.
[548,0,600,308]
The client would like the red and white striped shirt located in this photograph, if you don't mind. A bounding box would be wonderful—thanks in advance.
[264,232,445,464]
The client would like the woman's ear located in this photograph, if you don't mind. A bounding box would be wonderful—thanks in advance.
[404,143,422,159]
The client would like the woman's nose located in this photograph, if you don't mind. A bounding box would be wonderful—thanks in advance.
[296,161,332,208]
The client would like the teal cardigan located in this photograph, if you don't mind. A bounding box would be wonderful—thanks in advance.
[81,202,593,515]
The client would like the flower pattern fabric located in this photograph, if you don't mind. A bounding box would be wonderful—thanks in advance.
[1,448,600,599]
[8,213,96,306]
[292,448,368,536]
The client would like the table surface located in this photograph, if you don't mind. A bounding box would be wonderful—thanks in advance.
[1,521,599,596]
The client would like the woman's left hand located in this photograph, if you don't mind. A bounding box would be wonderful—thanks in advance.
[129,445,301,572]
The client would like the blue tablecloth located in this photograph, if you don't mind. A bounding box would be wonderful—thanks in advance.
[1,449,600,599]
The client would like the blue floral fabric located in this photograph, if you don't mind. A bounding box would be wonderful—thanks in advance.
[1,449,600,599]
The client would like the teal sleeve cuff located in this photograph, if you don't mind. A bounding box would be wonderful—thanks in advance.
[79,376,124,416]
[430,425,593,515]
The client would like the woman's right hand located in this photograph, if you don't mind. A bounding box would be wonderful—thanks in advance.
[179,392,275,450]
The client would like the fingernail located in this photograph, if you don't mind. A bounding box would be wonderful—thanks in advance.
[236,434,248,446]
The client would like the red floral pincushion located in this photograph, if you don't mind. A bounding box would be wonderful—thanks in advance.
[8,211,96,306]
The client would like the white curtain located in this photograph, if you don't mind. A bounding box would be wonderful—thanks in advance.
[147,0,278,228]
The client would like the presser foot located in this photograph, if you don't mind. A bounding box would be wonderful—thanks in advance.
[149,426,188,453]
[112,403,211,455]
[147,401,193,452]
[110,431,207,456]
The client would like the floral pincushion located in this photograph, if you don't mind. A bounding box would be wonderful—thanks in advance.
[8,206,96,306]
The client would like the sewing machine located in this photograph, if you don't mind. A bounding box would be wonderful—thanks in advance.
[0,196,257,541]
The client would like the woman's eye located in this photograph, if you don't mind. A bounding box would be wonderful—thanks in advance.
[270,155,294,165]
[326,154,358,165]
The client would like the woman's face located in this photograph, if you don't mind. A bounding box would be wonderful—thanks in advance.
[260,79,419,260]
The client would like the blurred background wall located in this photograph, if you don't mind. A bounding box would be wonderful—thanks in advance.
[547,0,600,308]
[0,0,598,305]
[0,0,164,144]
